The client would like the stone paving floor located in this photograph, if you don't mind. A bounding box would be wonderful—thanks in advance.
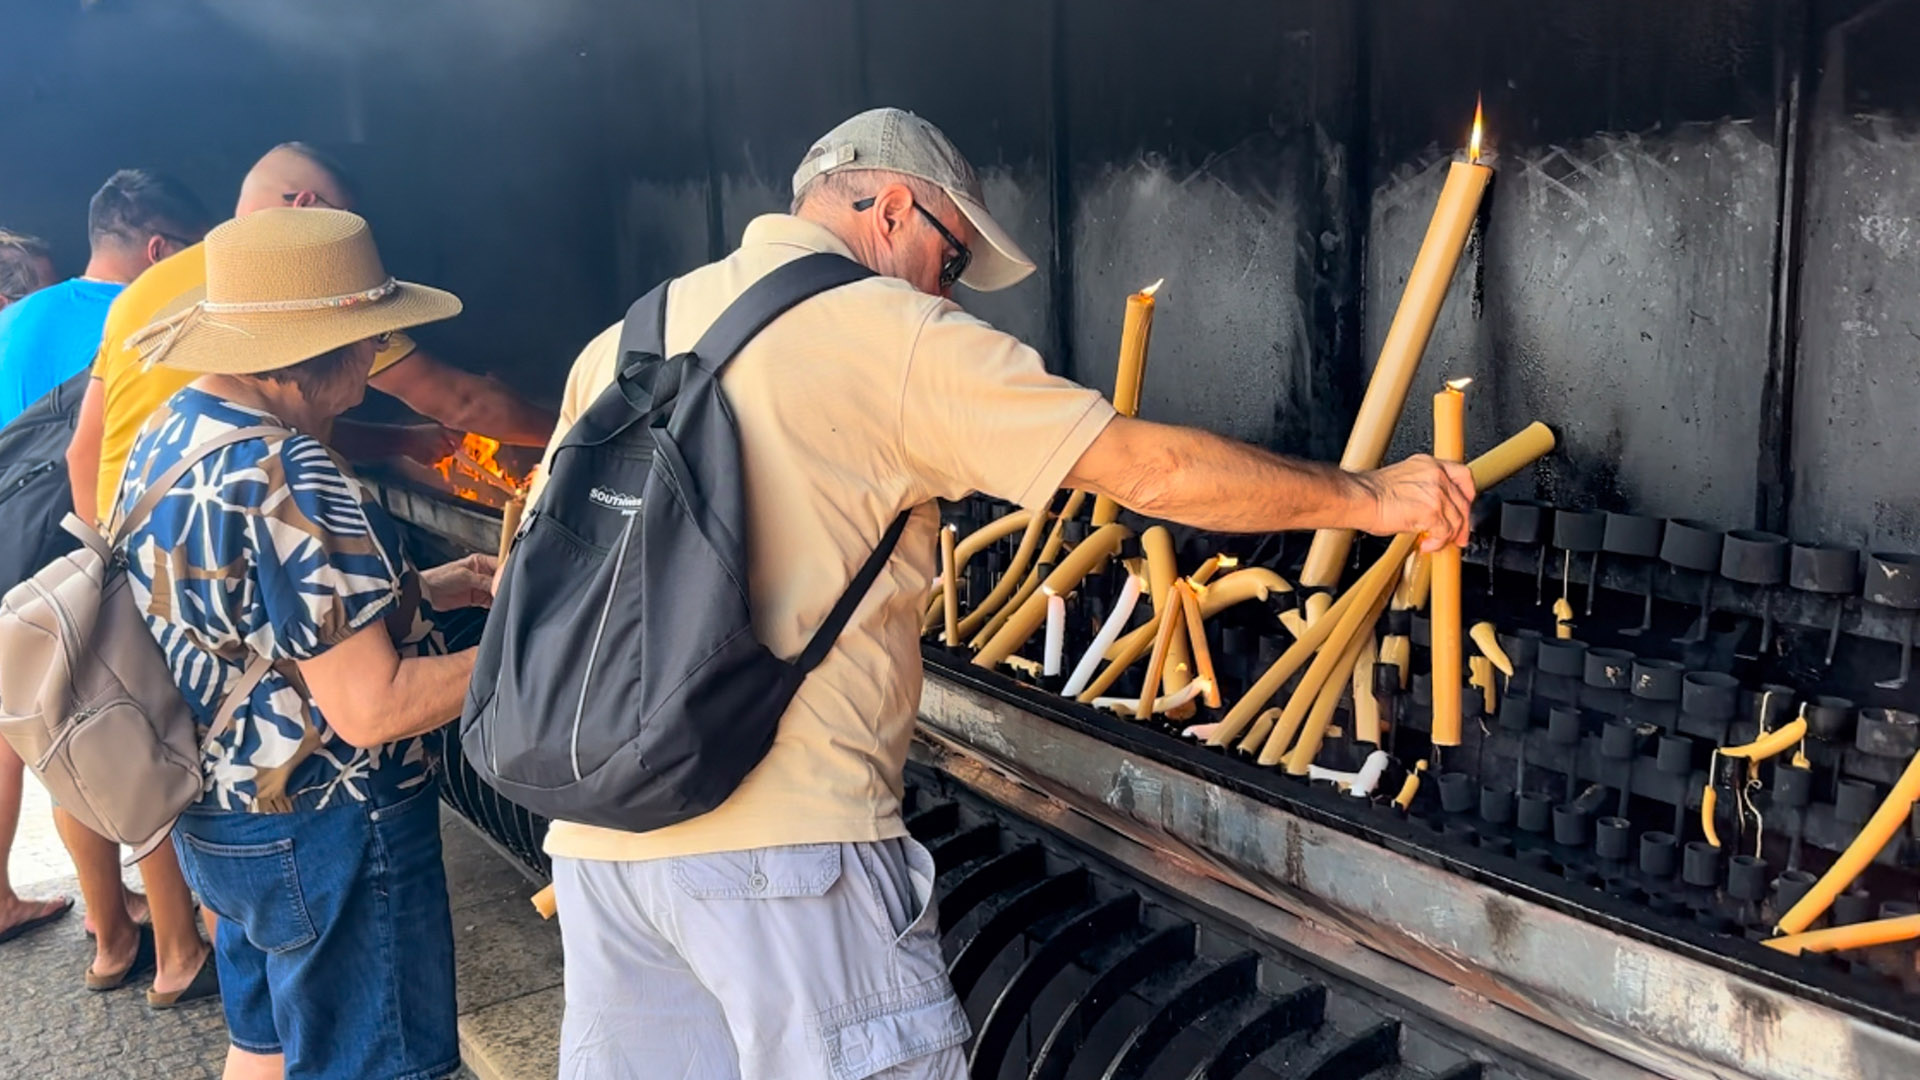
[0,775,511,1079]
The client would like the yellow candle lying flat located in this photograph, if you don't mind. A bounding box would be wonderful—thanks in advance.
[1430,379,1468,747]
[1093,281,1160,526]
[1301,113,1492,588]
[1764,913,1920,956]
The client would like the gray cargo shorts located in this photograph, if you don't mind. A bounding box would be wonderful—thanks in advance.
[552,837,969,1080]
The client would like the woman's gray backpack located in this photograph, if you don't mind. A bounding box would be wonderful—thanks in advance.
[462,253,907,831]
[0,426,280,862]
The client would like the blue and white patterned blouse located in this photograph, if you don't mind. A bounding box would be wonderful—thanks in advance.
[117,387,443,812]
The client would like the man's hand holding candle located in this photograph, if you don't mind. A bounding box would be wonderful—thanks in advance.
[1353,455,1476,552]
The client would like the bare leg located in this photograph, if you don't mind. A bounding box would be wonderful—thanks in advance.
[223,1045,284,1080]
[138,840,210,995]
[0,740,70,934]
[54,806,138,977]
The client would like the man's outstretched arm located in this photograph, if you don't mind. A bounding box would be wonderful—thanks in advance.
[370,348,557,446]
[1063,416,1475,551]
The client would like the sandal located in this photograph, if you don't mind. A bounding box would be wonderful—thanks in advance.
[85,923,155,991]
[147,948,220,1009]
[0,895,73,944]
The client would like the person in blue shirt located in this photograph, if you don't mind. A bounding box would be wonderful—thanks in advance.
[0,170,211,425]
[0,230,56,312]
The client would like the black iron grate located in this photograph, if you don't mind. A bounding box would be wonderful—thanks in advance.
[905,763,1542,1080]
[428,605,552,877]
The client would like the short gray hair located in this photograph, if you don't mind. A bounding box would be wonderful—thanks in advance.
[790,168,954,217]
[0,230,52,302]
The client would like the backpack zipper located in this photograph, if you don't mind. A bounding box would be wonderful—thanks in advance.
[569,509,637,782]
[0,460,56,509]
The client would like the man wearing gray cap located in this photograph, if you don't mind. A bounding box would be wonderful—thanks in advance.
[534,107,1473,1078]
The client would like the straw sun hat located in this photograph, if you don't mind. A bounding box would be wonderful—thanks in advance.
[130,208,461,375]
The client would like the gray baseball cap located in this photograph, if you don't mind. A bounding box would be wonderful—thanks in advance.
[792,108,1035,292]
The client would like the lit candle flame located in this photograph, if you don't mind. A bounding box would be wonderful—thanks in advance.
[1446,376,1474,391]
[1468,95,1484,163]
[1140,278,1164,298]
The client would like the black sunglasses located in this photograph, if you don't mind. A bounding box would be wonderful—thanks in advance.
[853,197,971,289]
[282,191,343,210]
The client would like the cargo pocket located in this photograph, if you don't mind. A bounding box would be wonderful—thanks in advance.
[816,974,969,1080]
[179,833,317,954]
[669,843,842,900]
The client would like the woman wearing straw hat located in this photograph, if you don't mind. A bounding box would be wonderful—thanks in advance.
[116,209,488,1080]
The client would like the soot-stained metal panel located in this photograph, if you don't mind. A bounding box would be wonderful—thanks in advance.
[859,0,1056,353]
[1377,124,1780,522]
[1789,1,1920,550]
[1060,0,1361,457]
[1369,0,1782,524]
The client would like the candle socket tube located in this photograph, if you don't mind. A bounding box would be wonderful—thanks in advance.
[1640,831,1679,878]
[1517,793,1554,834]
[1683,841,1724,888]
[1548,707,1583,745]
[1479,784,1514,825]
[1595,816,1633,862]
[1657,736,1693,775]
[1563,860,1599,887]
[1439,772,1475,814]
[1499,693,1533,733]
[1776,764,1814,808]
[1601,720,1637,760]
[1728,855,1771,902]
[1834,887,1876,926]
[1835,779,1879,825]
[1553,805,1590,847]
[1772,868,1817,911]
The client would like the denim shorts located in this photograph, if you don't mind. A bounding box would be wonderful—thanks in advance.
[173,780,459,1080]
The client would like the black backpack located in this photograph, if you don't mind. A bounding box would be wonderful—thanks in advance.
[462,253,908,831]
[0,370,88,596]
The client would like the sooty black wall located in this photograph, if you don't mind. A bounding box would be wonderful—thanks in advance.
[6,0,1920,553]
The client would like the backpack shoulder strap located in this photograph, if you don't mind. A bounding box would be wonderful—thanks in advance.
[203,653,276,753]
[110,424,290,544]
[793,508,913,675]
[688,253,874,375]
[615,278,671,376]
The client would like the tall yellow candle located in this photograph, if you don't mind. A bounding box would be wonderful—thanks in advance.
[1092,280,1161,526]
[939,524,961,647]
[1301,103,1492,588]
[1430,378,1469,747]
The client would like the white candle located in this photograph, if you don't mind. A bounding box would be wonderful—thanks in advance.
[1042,587,1067,677]
[1062,575,1143,697]
[1092,678,1210,718]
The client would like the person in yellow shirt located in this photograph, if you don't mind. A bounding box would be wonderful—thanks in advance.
[59,143,558,1007]
[71,141,557,524]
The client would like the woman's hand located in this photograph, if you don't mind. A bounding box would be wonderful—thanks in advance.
[421,553,499,610]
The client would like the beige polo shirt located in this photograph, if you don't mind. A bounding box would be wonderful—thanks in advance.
[535,214,1114,862]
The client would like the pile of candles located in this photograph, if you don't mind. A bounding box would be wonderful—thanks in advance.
[917,99,1920,973]
[925,100,1546,791]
